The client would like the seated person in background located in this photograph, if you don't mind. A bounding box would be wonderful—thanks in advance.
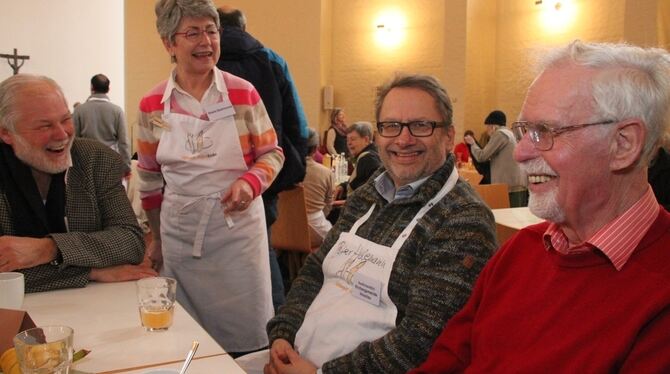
[239,73,497,374]
[411,40,670,373]
[453,130,472,166]
[303,128,334,247]
[648,144,670,211]
[334,121,381,200]
[0,74,155,293]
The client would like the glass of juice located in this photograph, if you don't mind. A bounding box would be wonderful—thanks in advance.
[13,326,74,374]
[136,277,177,331]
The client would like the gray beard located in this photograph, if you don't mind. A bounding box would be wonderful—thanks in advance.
[13,134,73,174]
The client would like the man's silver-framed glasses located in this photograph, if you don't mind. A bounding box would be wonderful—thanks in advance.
[511,120,615,151]
[376,121,446,138]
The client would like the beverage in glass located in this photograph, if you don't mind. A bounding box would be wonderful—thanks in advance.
[13,326,73,374]
[137,277,177,331]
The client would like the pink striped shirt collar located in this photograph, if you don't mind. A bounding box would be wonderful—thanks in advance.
[543,187,660,270]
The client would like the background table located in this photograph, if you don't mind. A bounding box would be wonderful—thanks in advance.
[492,207,543,244]
[23,281,235,374]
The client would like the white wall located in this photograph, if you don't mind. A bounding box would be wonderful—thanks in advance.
[0,0,124,110]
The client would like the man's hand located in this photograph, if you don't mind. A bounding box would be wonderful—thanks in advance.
[264,339,317,374]
[89,262,157,283]
[0,236,57,272]
[221,179,255,213]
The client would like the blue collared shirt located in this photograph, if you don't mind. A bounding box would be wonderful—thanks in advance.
[374,172,431,202]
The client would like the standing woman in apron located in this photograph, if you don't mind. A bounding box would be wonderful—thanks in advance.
[135,0,284,355]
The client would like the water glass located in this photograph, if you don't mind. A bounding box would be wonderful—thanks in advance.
[13,326,73,374]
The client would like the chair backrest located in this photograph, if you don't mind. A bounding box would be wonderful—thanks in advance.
[459,167,483,185]
[270,185,313,253]
[473,183,510,209]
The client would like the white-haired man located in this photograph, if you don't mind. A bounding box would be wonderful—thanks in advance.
[412,40,670,372]
[0,74,155,292]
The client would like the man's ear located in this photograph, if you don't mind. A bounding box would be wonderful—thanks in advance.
[0,127,14,145]
[446,125,455,144]
[609,120,645,171]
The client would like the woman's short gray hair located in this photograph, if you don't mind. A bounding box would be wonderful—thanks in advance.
[155,0,219,42]
[0,74,64,132]
[540,40,670,165]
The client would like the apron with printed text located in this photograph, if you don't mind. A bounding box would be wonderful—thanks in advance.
[294,167,459,367]
[156,93,273,352]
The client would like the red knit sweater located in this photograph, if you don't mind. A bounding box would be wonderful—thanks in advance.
[411,208,670,373]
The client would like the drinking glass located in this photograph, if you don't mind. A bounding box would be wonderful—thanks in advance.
[0,272,24,309]
[13,326,73,374]
[137,277,177,331]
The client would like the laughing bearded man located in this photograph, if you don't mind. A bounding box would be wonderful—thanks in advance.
[0,74,156,292]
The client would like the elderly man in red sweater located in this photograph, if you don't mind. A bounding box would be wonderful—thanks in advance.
[411,40,670,373]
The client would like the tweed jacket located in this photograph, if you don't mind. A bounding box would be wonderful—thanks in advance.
[0,138,144,292]
[267,155,497,373]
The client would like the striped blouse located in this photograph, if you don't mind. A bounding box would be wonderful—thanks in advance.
[136,68,284,210]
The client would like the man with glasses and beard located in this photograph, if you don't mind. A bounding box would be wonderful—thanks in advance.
[411,40,670,373]
[237,73,497,374]
[0,74,155,293]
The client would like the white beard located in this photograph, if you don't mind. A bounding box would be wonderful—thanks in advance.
[519,158,565,223]
[13,133,73,174]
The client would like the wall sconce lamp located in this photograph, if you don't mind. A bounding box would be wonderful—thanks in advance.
[535,0,562,11]
[374,10,406,48]
[536,0,575,32]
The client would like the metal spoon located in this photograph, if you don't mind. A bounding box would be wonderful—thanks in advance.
[178,341,199,374]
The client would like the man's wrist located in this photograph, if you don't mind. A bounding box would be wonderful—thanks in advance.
[42,237,60,265]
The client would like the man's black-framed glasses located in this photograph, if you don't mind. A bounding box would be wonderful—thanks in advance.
[174,26,220,41]
[511,120,615,151]
[376,121,446,138]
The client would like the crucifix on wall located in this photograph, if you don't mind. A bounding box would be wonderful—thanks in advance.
[0,48,30,75]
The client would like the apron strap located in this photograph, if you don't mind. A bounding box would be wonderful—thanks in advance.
[163,95,171,115]
[349,203,376,235]
[347,167,460,250]
[179,191,232,258]
[192,198,217,258]
[391,167,459,251]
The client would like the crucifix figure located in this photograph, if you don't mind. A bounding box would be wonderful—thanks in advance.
[0,48,30,75]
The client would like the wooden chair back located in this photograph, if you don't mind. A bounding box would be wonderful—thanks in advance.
[473,183,510,209]
[270,185,312,253]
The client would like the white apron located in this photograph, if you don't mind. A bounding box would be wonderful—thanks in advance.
[294,167,459,367]
[156,93,273,352]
